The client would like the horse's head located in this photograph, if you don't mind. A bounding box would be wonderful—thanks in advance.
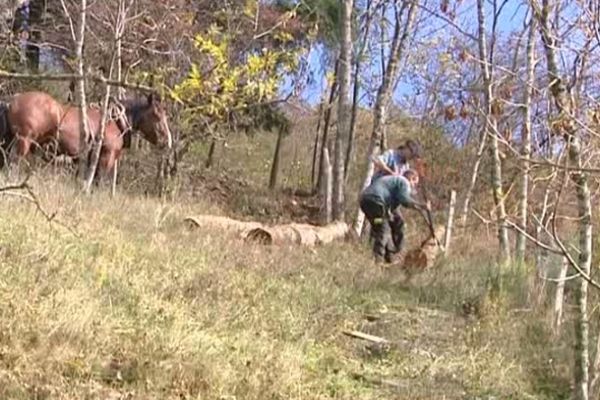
[137,93,173,150]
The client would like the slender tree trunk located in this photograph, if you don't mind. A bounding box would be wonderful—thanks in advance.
[74,0,90,181]
[83,75,111,193]
[443,190,457,254]
[459,129,487,227]
[317,62,339,195]
[591,332,600,399]
[553,256,568,335]
[344,0,373,183]
[112,0,126,195]
[206,137,217,168]
[354,0,418,234]
[115,0,126,101]
[533,1,593,398]
[269,126,284,190]
[311,100,325,190]
[111,160,118,197]
[516,16,537,261]
[321,148,332,224]
[344,51,361,183]
[477,0,510,261]
[333,0,354,221]
[532,182,552,307]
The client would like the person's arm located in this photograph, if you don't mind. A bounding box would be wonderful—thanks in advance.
[370,152,397,176]
[400,193,430,212]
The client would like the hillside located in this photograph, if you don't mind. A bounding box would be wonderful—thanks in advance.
[0,133,572,399]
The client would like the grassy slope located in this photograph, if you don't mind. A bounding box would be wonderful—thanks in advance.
[0,123,573,399]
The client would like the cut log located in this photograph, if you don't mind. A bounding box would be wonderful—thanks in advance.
[184,215,351,246]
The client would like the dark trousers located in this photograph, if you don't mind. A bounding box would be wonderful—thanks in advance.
[360,196,405,263]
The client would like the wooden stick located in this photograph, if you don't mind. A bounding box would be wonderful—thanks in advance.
[342,330,390,344]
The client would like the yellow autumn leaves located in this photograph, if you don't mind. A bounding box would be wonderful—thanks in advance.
[171,24,300,120]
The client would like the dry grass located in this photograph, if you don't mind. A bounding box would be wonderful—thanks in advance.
[0,108,573,400]
[0,169,572,400]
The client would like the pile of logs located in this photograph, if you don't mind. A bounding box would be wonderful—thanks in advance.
[184,215,351,246]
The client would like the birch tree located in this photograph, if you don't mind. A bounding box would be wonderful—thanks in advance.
[516,15,537,261]
[63,0,92,181]
[532,1,593,398]
[476,0,510,261]
[354,0,418,234]
[332,0,353,221]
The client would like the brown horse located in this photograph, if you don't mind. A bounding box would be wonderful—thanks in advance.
[58,106,124,181]
[117,93,173,150]
[0,90,173,180]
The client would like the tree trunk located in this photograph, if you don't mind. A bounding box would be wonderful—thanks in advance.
[112,0,127,194]
[74,0,90,182]
[317,62,339,194]
[354,0,418,235]
[269,126,284,190]
[321,148,332,224]
[311,100,325,190]
[205,137,217,168]
[516,15,537,261]
[459,129,487,227]
[344,0,373,183]
[443,190,457,254]
[115,0,126,100]
[553,256,568,335]
[333,0,354,221]
[83,77,110,193]
[477,0,510,261]
[534,1,593,398]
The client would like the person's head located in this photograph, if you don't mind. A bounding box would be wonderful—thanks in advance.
[397,139,422,161]
[403,169,419,187]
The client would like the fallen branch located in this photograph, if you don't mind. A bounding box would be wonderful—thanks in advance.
[0,175,79,237]
[342,330,390,344]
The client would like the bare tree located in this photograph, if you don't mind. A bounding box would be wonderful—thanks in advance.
[532,1,593,398]
[61,0,92,181]
[344,0,374,182]
[516,15,537,261]
[476,0,510,261]
[332,0,354,221]
[354,0,418,234]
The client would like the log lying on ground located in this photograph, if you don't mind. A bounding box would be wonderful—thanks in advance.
[184,215,351,246]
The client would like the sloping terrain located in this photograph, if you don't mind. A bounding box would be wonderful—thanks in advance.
[0,174,570,399]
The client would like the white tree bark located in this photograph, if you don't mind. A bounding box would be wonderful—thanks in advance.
[516,15,537,261]
[459,127,487,227]
[354,0,418,234]
[333,0,353,221]
[553,256,568,335]
[74,0,90,181]
[477,0,510,261]
[443,190,457,254]
[533,1,593,398]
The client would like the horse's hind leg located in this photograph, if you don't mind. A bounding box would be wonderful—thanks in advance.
[8,136,32,181]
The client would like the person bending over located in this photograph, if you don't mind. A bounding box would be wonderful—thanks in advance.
[359,169,430,263]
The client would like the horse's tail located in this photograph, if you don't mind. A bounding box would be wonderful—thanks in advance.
[0,102,12,169]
